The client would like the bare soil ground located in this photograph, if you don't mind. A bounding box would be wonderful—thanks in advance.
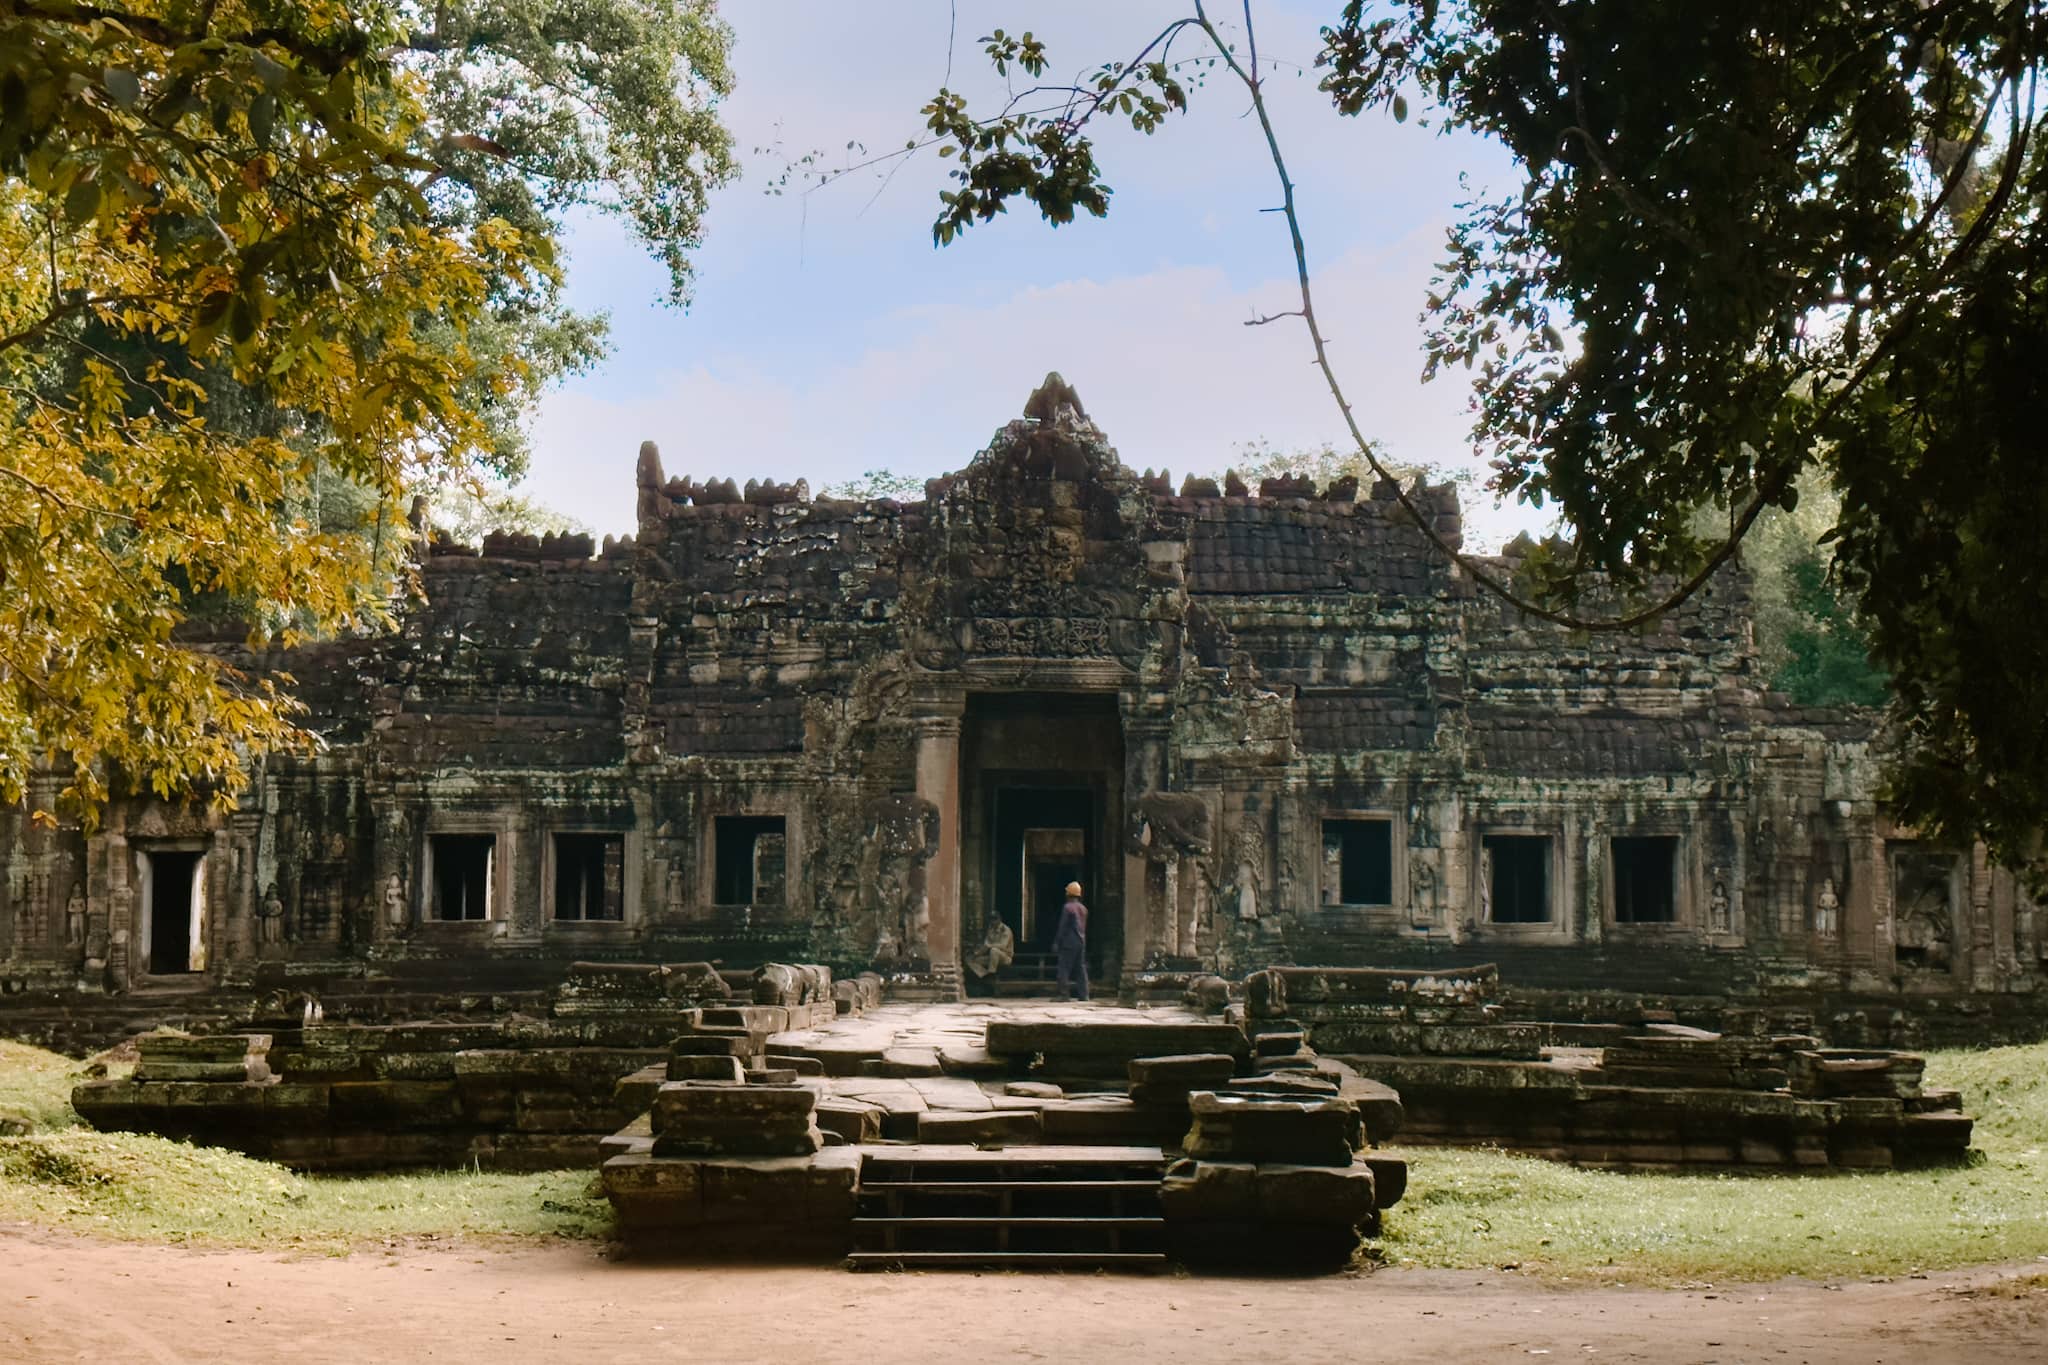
[3,1227,2043,1365]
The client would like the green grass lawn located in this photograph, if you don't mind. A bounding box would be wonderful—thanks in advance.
[1,1035,2044,1277]
[1373,1042,2048,1281]
[0,1039,608,1253]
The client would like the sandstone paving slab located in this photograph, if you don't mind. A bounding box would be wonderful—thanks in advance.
[906,1077,994,1111]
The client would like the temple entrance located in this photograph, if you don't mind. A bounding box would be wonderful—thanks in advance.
[141,848,205,975]
[960,692,1124,986]
[997,792,1093,950]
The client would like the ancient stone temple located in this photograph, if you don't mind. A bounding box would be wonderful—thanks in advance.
[2,376,2042,1042]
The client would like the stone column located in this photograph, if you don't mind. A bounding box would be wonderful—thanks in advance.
[911,707,964,971]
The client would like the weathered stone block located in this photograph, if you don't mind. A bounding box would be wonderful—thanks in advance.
[1182,1091,1361,1165]
[668,1054,746,1083]
[1128,1053,1237,1089]
[814,1096,884,1145]
[984,1019,1248,1060]
[1004,1081,1063,1099]
[1251,1161,1377,1225]
[916,1109,1042,1144]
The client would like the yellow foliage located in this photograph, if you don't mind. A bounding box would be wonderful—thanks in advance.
[0,2,552,818]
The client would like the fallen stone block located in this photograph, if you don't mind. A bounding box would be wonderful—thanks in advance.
[763,1052,826,1077]
[1128,1053,1238,1089]
[1182,1091,1362,1166]
[1252,1031,1309,1058]
[875,1046,944,1077]
[1004,1080,1063,1099]
[917,1108,1043,1145]
[668,1054,746,1083]
[615,1063,668,1114]
[670,1034,751,1058]
[815,1097,885,1145]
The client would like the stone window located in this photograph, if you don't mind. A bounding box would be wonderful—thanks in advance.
[1891,848,1957,971]
[430,834,495,921]
[1612,836,1679,924]
[714,816,787,907]
[1483,834,1551,924]
[553,833,624,922]
[1322,818,1394,906]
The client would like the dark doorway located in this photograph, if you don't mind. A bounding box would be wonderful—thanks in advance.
[962,691,1125,985]
[147,849,202,974]
[993,787,1094,950]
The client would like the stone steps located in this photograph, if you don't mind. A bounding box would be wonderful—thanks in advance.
[846,1250,1168,1271]
[850,1146,1166,1269]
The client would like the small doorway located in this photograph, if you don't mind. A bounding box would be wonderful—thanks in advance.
[142,849,205,974]
[994,787,1094,953]
[1020,828,1087,945]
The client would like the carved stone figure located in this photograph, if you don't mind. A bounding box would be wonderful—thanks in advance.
[1230,824,1266,922]
[1410,855,1439,926]
[1709,875,1732,934]
[1892,855,1955,969]
[8,876,30,957]
[63,883,85,949]
[664,859,687,916]
[381,874,408,935]
[1128,792,1212,859]
[1814,876,1841,938]
[861,793,941,964]
[258,883,287,946]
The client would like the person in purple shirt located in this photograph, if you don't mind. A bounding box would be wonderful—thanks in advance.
[1054,881,1089,1001]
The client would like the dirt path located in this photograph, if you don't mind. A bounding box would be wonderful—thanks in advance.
[2,1228,2043,1364]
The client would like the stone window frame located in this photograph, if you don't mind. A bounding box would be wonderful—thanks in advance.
[542,827,639,931]
[702,806,799,915]
[1470,823,1572,943]
[1601,829,1694,936]
[132,837,212,980]
[1884,840,1963,976]
[418,817,512,929]
[1316,807,1409,925]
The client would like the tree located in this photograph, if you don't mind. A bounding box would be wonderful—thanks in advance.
[0,1,733,820]
[889,2,2048,878]
[426,483,588,546]
[1702,480,1889,708]
[1214,437,1465,494]
[822,468,929,501]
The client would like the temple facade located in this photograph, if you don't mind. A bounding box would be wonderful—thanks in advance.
[2,378,2041,1035]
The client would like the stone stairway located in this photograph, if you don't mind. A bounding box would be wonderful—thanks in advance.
[990,951,1061,997]
[847,1145,1169,1270]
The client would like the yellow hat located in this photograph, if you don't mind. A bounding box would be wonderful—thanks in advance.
[1065,881,1082,897]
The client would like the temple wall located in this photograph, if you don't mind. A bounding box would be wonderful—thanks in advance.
[2,383,2041,1041]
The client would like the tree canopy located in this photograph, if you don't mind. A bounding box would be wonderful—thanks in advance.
[0,0,733,819]
[898,1,2048,877]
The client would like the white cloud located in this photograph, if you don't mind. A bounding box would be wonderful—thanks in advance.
[526,227,1550,551]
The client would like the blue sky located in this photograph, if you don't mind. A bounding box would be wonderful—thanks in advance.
[521,1,1549,549]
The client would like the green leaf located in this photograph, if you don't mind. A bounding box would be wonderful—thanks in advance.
[103,67,141,109]
[64,175,100,224]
